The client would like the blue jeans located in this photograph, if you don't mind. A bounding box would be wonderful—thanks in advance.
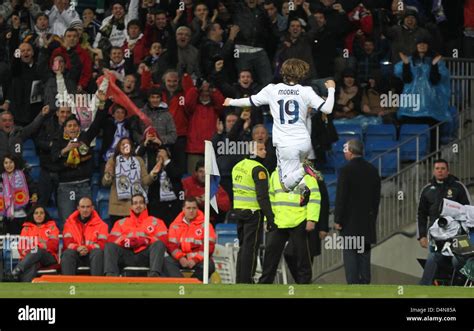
[57,180,91,230]
[419,246,457,285]
[343,247,371,284]
[235,50,273,86]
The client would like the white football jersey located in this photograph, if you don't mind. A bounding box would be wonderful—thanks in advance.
[249,83,326,146]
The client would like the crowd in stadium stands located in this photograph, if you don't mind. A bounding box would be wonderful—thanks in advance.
[0,0,472,282]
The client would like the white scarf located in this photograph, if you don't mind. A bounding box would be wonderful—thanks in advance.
[159,170,177,202]
[115,155,147,201]
[105,122,129,161]
[126,33,143,48]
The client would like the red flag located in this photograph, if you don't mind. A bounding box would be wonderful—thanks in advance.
[96,72,152,128]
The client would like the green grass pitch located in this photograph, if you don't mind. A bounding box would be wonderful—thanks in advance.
[0,283,473,298]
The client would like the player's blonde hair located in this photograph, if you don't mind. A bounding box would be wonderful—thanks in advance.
[280,58,310,85]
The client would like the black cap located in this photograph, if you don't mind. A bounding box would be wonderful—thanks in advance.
[111,0,126,8]
[342,68,356,78]
[148,87,163,97]
[403,9,418,20]
[415,35,431,45]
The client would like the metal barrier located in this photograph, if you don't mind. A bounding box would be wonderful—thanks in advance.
[445,58,474,137]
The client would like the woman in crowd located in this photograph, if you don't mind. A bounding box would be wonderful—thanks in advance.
[102,137,161,226]
[0,154,37,235]
[6,206,59,282]
[136,127,183,226]
[333,69,362,120]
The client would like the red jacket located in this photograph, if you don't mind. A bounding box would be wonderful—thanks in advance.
[168,210,216,263]
[122,36,148,66]
[107,209,168,253]
[182,175,231,215]
[51,45,92,90]
[185,87,225,153]
[141,71,194,137]
[18,220,59,261]
[63,210,109,251]
[465,0,474,28]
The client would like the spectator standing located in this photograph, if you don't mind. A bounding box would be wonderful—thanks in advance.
[36,106,72,206]
[0,154,37,235]
[136,143,182,226]
[51,92,107,228]
[333,69,362,119]
[46,0,80,37]
[8,42,50,126]
[102,137,161,226]
[93,0,139,50]
[334,139,381,284]
[185,80,225,175]
[182,160,230,224]
[0,106,49,160]
[417,159,471,285]
[61,197,108,276]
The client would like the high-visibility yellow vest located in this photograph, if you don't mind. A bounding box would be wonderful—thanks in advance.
[269,171,321,228]
[232,158,268,210]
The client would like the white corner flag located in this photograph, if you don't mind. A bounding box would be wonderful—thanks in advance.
[203,141,220,284]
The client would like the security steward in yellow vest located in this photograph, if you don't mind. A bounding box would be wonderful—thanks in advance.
[259,171,321,284]
[231,142,275,284]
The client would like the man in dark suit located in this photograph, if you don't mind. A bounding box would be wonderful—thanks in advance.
[334,139,381,284]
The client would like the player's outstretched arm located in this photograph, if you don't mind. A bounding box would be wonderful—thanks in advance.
[223,97,252,108]
[319,80,336,114]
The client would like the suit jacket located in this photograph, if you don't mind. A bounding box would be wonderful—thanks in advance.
[335,157,381,244]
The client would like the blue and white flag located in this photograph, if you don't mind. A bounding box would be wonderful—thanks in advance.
[205,141,220,213]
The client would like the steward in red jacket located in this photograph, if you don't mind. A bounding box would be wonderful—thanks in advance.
[165,197,216,281]
[7,206,59,282]
[61,197,109,276]
[104,194,170,277]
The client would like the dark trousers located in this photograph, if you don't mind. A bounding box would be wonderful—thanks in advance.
[164,256,216,281]
[171,136,187,176]
[260,222,312,284]
[343,247,371,284]
[236,210,263,284]
[104,241,167,276]
[419,246,457,285]
[38,169,59,206]
[16,249,57,282]
[3,217,26,235]
[148,200,182,227]
[61,248,104,276]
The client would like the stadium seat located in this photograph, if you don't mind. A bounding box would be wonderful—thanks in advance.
[96,188,110,222]
[46,207,60,224]
[23,155,41,181]
[326,182,337,209]
[365,124,397,148]
[334,124,363,142]
[330,141,348,171]
[367,141,399,177]
[400,124,430,161]
[22,139,36,155]
[215,223,238,246]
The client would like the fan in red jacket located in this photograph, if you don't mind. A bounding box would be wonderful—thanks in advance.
[51,28,93,91]
[122,19,148,66]
[182,160,231,223]
[61,197,109,276]
[104,194,170,277]
[7,206,60,282]
[185,80,225,174]
[165,197,216,281]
